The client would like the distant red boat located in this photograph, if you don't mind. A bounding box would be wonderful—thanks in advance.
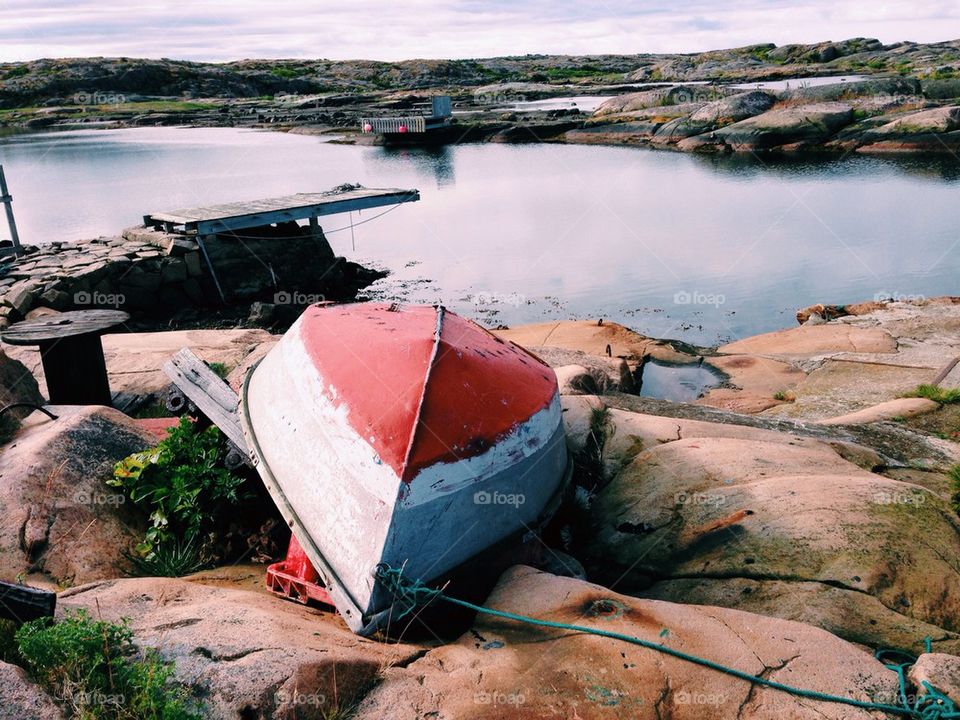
[240,303,569,634]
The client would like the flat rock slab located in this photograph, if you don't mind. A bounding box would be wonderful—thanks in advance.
[355,566,900,720]
[5,328,276,397]
[59,577,424,720]
[584,429,960,652]
[762,360,933,422]
[719,324,897,358]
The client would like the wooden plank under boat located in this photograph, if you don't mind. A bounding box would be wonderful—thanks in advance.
[240,302,570,634]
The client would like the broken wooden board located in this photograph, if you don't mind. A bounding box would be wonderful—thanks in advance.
[162,347,248,455]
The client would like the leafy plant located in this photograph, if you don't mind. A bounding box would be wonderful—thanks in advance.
[15,610,200,719]
[110,417,248,562]
[904,384,960,404]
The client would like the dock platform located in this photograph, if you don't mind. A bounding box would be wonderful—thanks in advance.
[143,185,419,235]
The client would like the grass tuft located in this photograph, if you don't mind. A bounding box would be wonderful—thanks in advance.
[904,384,960,404]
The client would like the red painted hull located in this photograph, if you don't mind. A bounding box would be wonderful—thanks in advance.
[241,303,569,634]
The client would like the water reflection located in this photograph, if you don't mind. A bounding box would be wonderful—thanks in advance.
[0,127,957,346]
[373,146,456,188]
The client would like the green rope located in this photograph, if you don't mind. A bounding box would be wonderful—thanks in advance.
[375,565,960,719]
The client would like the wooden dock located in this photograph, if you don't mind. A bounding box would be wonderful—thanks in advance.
[143,185,419,236]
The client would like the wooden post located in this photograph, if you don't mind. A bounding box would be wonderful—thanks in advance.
[0,165,23,258]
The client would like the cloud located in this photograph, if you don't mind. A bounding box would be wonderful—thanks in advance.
[0,0,957,62]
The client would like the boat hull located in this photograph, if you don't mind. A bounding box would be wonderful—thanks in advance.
[240,305,569,634]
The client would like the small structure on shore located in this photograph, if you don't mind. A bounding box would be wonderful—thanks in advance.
[360,96,454,143]
[143,185,419,302]
[0,184,419,328]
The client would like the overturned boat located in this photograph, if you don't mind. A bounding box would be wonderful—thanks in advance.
[240,302,569,634]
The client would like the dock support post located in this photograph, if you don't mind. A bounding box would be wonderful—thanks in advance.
[197,234,227,303]
[0,165,24,258]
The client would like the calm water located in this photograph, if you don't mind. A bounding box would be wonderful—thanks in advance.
[0,126,957,345]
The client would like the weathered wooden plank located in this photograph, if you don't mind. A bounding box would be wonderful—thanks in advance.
[0,580,56,623]
[145,187,418,231]
[162,348,248,454]
[1,310,129,345]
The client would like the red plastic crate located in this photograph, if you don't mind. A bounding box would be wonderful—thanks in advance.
[265,534,334,608]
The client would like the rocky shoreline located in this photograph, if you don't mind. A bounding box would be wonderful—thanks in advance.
[2,38,960,157]
[0,295,958,717]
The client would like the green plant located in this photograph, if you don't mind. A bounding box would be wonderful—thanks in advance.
[205,362,229,379]
[126,533,209,578]
[949,465,960,516]
[270,66,303,79]
[110,417,247,560]
[904,384,960,404]
[2,65,29,80]
[773,390,796,402]
[15,610,199,719]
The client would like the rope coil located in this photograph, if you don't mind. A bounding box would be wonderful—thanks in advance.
[374,565,960,719]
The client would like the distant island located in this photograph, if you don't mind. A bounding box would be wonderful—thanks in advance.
[1,37,959,155]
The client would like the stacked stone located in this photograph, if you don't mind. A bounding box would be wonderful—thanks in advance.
[0,227,215,328]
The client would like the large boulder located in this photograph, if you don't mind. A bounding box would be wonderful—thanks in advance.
[652,91,777,144]
[0,405,151,585]
[0,349,43,443]
[858,105,960,153]
[785,77,921,102]
[355,566,900,719]
[593,85,726,118]
[678,102,854,153]
[59,577,422,720]
[0,662,64,720]
[583,433,960,653]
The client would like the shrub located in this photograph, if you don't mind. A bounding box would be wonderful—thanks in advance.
[110,417,248,567]
[15,610,200,719]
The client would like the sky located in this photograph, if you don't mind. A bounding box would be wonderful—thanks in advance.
[1,0,958,63]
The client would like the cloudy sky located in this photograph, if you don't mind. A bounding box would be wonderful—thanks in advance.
[2,0,958,63]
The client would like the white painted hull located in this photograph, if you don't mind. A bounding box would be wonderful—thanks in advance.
[241,305,569,634]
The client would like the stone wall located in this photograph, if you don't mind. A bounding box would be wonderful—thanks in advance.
[0,222,352,328]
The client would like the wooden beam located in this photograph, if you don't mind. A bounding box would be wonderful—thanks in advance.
[162,348,248,454]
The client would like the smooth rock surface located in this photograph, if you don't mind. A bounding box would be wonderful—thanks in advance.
[908,653,960,705]
[818,397,941,425]
[584,430,960,652]
[0,662,65,720]
[59,577,423,720]
[0,405,150,585]
[355,566,900,720]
